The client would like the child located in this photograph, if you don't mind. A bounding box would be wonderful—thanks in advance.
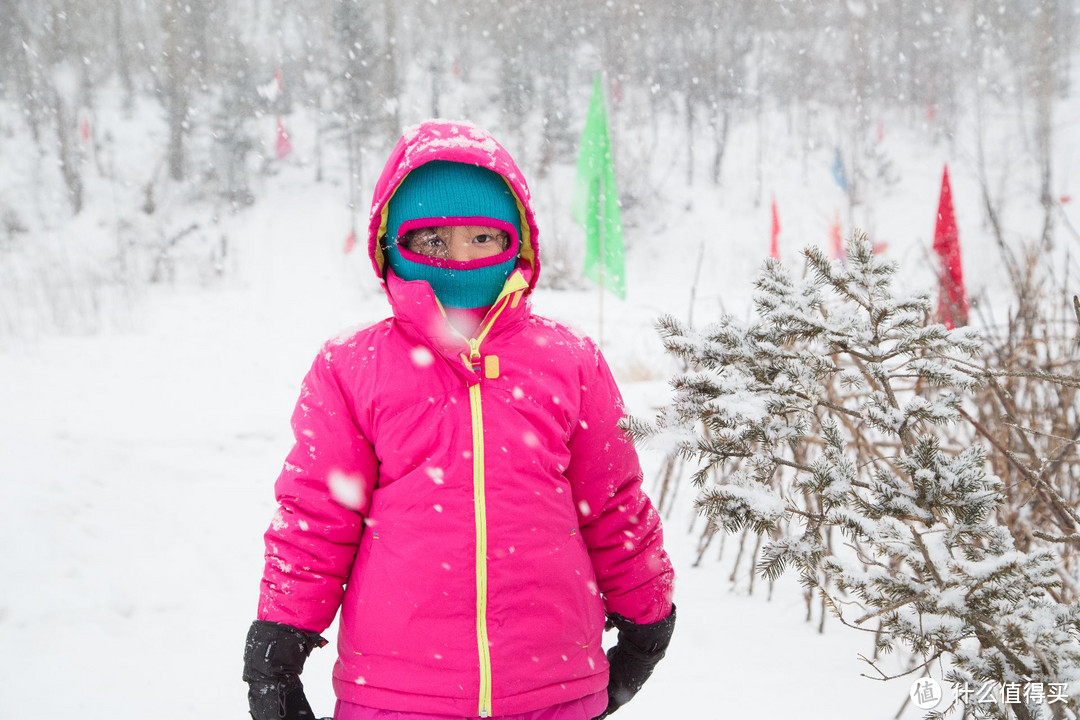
[243,120,675,720]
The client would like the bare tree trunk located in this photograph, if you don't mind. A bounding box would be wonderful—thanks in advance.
[711,109,729,186]
[971,2,1023,298]
[430,50,441,119]
[383,0,399,143]
[1034,0,1056,250]
[685,92,694,188]
[163,0,189,182]
[754,74,763,208]
[42,1,84,213]
[113,1,135,110]
[52,91,83,213]
[8,7,44,145]
[537,75,555,180]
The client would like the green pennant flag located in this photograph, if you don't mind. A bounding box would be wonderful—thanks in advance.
[572,75,626,300]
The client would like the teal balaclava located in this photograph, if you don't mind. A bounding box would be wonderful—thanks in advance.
[385,160,522,309]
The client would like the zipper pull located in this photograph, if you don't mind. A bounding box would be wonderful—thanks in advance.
[467,338,482,374]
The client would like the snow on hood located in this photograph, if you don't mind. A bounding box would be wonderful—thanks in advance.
[367,119,541,294]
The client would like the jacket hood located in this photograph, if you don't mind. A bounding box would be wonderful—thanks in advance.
[367,120,541,295]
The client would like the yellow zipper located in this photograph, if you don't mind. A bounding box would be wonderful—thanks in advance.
[460,272,528,718]
[466,326,496,718]
[469,366,492,718]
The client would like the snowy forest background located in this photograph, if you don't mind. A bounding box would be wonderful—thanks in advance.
[2,1,1080,719]
[2,0,1077,329]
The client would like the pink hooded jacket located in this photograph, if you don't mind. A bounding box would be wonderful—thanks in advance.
[257,121,673,718]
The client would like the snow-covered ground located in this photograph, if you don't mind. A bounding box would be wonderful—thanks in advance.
[2,88,1077,718]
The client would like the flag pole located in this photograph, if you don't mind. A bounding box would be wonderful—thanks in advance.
[597,188,605,350]
[596,72,607,350]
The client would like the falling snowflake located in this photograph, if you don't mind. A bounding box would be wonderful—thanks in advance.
[329,470,369,512]
[410,346,435,367]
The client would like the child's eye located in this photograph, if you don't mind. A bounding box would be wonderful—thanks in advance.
[473,232,509,249]
[403,231,445,255]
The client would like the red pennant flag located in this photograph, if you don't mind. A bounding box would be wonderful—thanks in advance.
[933,164,968,329]
[276,116,292,160]
[770,195,780,260]
[80,116,91,143]
[829,211,844,260]
[611,77,624,102]
[274,69,284,92]
[344,229,356,254]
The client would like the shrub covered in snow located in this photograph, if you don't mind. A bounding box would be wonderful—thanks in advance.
[631,231,1080,720]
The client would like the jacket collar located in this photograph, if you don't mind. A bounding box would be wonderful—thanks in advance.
[384,269,531,372]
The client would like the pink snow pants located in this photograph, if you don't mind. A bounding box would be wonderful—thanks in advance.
[335,691,607,720]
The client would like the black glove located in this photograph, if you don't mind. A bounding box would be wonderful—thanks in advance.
[243,620,328,720]
[594,606,676,720]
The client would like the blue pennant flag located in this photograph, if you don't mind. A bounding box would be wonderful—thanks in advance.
[832,147,848,194]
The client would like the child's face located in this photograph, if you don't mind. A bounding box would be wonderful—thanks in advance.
[400,226,510,262]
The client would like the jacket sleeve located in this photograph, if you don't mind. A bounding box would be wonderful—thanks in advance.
[565,340,674,625]
[257,343,378,634]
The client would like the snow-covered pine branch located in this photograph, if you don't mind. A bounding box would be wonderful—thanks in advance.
[638,230,1080,720]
